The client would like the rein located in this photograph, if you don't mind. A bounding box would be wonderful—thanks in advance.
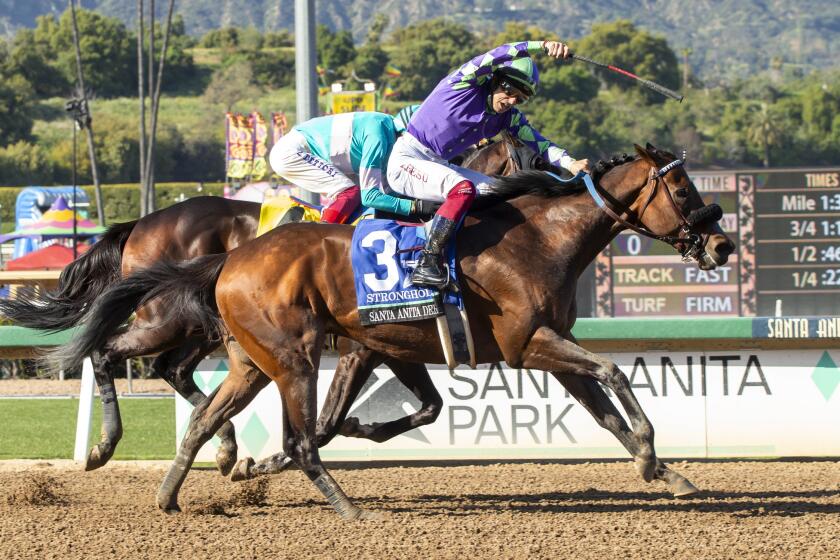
[547,155,720,262]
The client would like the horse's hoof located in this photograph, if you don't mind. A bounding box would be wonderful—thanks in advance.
[659,467,700,497]
[230,457,255,482]
[670,477,700,498]
[216,444,237,477]
[635,456,657,483]
[157,499,181,514]
[84,445,110,472]
[338,417,362,437]
[357,509,385,521]
[339,506,381,521]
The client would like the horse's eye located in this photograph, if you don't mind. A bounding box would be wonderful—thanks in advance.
[675,187,689,198]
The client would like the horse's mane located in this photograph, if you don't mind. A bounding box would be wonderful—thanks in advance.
[488,153,638,201]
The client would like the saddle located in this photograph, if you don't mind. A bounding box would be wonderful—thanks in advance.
[351,219,476,369]
[258,196,476,368]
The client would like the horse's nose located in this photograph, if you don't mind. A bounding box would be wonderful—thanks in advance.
[718,238,735,259]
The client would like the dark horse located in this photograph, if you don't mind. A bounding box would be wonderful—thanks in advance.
[0,137,531,475]
[52,144,734,518]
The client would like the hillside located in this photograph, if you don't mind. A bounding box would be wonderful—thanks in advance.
[1,0,838,82]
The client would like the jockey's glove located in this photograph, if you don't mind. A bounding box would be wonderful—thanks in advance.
[410,199,442,220]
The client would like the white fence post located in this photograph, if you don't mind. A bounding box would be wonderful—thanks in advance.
[73,358,95,462]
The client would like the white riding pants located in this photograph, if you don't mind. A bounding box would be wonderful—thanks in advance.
[386,133,494,203]
[268,129,356,200]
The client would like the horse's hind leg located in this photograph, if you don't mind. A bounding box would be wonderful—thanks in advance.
[232,345,380,481]
[523,327,658,483]
[340,357,442,443]
[233,350,441,481]
[150,337,239,476]
[85,316,187,471]
[86,351,123,471]
[157,338,269,512]
[273,364,375,520]
[553,372,698,497]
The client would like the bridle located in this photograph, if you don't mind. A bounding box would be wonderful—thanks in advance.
[502,132,549,174]
[549,153,722,263]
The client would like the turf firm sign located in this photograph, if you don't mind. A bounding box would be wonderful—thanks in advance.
[176,349,840,462]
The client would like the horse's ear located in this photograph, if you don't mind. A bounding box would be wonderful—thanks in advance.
[645,142,657,151]
[634,144,656,166]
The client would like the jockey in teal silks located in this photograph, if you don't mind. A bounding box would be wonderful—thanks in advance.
[386,40,591,288]
[269,109,436,223]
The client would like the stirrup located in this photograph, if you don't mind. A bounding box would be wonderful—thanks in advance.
[411,262,450,289]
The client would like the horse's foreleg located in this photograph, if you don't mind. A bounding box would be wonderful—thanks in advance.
[157,341,269,513]
[553,372,698,496]
[340,358,442,443]
[523,326,658,483]
[151,338,239,476]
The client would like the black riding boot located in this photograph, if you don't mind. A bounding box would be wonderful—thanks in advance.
[410,215,457,288]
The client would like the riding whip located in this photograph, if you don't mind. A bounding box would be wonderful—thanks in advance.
[570,53,684,102]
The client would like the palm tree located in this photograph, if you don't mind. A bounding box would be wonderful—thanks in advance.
[746,102,781,168]
[141,0,176,216]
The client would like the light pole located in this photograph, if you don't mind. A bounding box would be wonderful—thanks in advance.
[65,98,88,260]
[295,0,320,205]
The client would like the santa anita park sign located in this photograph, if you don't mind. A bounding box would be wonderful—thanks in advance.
[177,318,840,461]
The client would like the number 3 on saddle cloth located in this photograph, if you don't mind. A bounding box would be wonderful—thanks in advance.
[351,219,462,327]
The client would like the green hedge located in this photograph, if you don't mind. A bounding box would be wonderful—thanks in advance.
[0,182,226,227]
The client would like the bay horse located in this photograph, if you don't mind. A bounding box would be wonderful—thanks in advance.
[0,137,532,474]
[52,144,734,518]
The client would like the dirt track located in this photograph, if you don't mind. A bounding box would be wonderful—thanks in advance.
[0,460,837,559]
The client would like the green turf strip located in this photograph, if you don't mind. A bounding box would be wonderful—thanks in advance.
[0,398,174,460]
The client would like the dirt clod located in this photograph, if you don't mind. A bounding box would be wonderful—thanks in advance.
[5,473,66,506]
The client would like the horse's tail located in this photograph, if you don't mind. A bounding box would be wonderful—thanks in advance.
[46,254,228,373]
[0,220,137,331]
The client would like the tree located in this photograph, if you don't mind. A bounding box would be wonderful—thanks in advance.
[0,141,54,186]
[746,102,783,168]
[203,63,262,111]
[366,14,389,45]
[351,13,390,83]
[0,49,35,147]
[353,44,388,83]
[158,14,196,91]
[540,65,600,104]
[316,25,356,72]
[264,30,294,48]
[7,25,69,98]
[200,27,240,49]
[247,49,296,88]
[574,20,679,105]
[527,99,601,160]
[387,19,476,99]
[50,9,136,98]
[802,81,840,135]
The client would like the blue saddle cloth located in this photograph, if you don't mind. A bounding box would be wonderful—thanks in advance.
[351,219,461,326]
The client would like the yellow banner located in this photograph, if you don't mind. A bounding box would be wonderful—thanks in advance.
[331,92,376,114]
[252,112,269,180]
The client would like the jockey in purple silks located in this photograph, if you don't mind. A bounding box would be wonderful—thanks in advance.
[387,40,591,288]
